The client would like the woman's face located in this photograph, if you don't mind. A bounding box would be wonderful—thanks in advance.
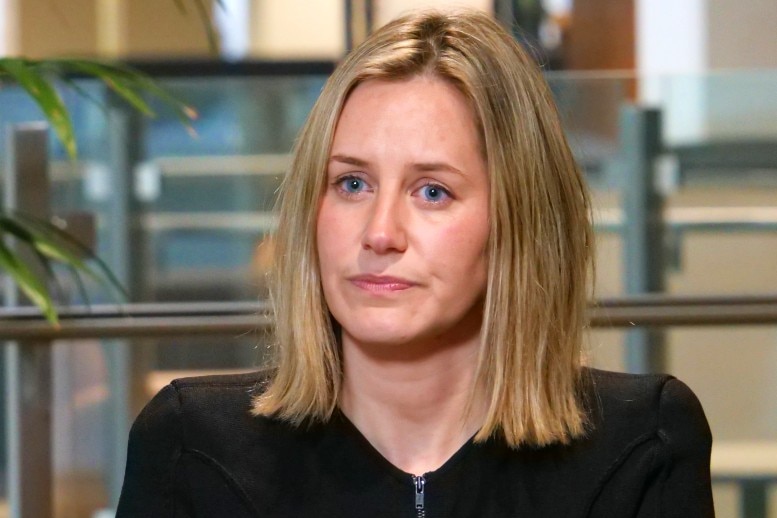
[316,76,490,351]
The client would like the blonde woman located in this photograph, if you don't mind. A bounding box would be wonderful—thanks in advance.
[118,9,713,517]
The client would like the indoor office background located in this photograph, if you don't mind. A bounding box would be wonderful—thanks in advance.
[0,0,776,517]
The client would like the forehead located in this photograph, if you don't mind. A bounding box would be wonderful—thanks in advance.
[341,74,475,122]
[331,76,483,160]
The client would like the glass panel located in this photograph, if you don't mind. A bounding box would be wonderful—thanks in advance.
[543,71,777,301]
[589,326,777,518]
[3,70,775,305]
[2,68,777,517]
[0,71,326,515]
[47,336,261,518]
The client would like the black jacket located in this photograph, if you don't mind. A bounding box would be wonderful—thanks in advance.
[117,368,714,517]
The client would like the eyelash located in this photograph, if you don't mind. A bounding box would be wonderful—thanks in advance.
[333,174,369,197]
[416,182,452,204]
[331,175,453,205]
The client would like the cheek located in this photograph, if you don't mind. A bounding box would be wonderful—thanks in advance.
[456,208,490,253]
[316,199,340,260]
[434,218,489,271]
[316,197,361,276]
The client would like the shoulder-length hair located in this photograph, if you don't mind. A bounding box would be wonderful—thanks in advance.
[253,8,593,448]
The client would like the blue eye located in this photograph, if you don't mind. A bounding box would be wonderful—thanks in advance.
[339,176,366,193]
[419,184,450,202]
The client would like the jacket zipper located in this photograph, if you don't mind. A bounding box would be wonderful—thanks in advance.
[413,475,426,518]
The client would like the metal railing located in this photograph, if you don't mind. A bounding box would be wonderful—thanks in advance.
[1,295,777,341]
[1,295,776,517]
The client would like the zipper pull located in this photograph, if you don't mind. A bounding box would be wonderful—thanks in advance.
[413,475,426,517]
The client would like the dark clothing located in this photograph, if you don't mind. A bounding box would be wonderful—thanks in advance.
[117,368,714,517]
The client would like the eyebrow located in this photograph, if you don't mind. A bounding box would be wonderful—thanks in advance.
[329,154,370,168]
[329,154,465,177]
[413,161,466,177]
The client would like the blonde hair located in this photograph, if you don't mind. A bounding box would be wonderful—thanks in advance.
[253,8,593,447]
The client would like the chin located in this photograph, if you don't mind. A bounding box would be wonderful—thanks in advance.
[341,323,415,348]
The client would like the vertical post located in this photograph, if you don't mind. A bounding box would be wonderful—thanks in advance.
[493,0,516,32]
[619,106,667,373]
[344,0,373,53]
[102,98,145,505]
[3,123,53,518]
[493,0,543,51]
[741,481,767,518]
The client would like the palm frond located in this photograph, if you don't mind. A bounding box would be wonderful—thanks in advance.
[0,238,58,325]
[0,57,199,158]
[0,58,77,157]
[191,0,221,55]
[14,213,129,302]
[0,0,224,323]
[172,0,224,54]
[0,211,133,323]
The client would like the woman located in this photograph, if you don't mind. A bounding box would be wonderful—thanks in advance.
[118,9,713,517]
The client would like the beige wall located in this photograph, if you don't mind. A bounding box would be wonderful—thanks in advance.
[16,0,98,58]
[249,0,491,59]
[5,0,777,65]
[250,0,345,59]
[589,188,777,443]
[708,0,777,69]
[119,0,212,58]
[375,0,491,26]
[6,0,213,58]
[637,0,777,74]
[0,0,19,55]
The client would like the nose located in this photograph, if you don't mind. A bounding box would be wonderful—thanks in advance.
[362,193,407,254]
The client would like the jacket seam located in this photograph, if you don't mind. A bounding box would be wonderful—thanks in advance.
[582,431,659,515]
[170,383,186,517]
[657,430,672,517]
[655,377,676,518]
[182,447,263,516]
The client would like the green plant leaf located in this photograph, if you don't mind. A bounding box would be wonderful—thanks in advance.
[0,212,130,318]
[59,76,107,111]
[172,0,189,14]
[171,0,224,55]
[191,0,220,54]
[62,60,157,117]
[56,58,198,131]
[0,239,58,325]
[67,263,92,309]
[0,214,99,314]
[0,0,222,323]
[0,215,94,277]
[0,58,77,158]
[15,213,129,301]
[0,214,128,302]
[0,215,68,299]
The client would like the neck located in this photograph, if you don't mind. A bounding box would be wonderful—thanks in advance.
[339,330,485,475]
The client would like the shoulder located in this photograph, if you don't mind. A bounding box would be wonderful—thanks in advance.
[169,369,271,412]
[584,367,712,449]
[560,369,715,515]
[170,369,272,390]
[163,369,278,441]
[119,370,290,513]
[568,368,712,498]
[129,369,275,451]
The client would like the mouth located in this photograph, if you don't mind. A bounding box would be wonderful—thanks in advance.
[348,274,417,293]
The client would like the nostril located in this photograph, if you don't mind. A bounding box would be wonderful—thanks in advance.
[361,196,408,254]
[362,220,407,254]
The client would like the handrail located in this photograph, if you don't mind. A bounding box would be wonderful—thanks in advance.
[0,301,271,340]
[0,295,776,341]
[592,294,777,326]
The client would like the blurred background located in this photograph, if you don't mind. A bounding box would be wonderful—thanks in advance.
[1,0,776,516]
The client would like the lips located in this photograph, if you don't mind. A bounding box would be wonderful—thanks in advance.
[348,274,417,293]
